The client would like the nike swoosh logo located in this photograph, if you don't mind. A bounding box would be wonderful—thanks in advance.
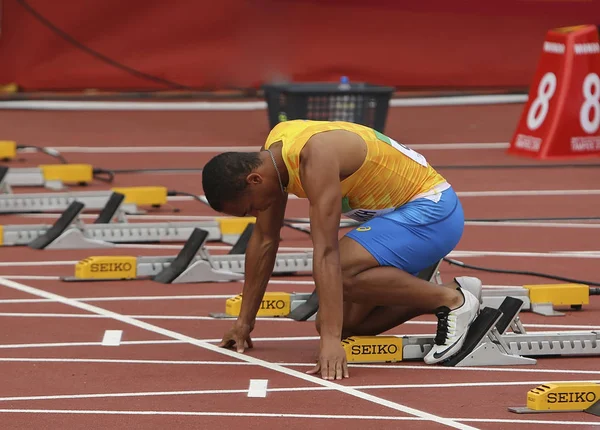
[432,332,466,359]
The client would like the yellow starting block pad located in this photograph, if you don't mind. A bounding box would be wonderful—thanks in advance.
[40,164,94,184]
[509,382,600,413]
[226,292,292,317]
[0,141,17,160]
[524,283,589,306]
[217,217,256,235]
[342,336,404,363]
[75,256,137,280]
[111,186,168,206]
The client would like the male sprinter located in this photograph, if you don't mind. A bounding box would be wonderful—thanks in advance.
[202,120,482,380]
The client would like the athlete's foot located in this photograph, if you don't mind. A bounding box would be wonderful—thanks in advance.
[454,276,483,305]
[423,286,481,364]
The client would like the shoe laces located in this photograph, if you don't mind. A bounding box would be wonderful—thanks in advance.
[433,306,457,346]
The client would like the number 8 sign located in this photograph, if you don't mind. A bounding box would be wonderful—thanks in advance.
[526,72,557,131]
[509,24,600,159]
[580,73,600,134]
[526,71,600,134]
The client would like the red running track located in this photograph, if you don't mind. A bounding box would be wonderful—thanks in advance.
[0,103,599,429]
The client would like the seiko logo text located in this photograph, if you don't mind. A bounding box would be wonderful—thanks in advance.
[90,263,133,272]
[351,344,398,355]
[260,300,286,310]
[547,392,597,403]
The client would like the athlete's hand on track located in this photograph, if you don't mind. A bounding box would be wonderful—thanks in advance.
[307,338,349,380]
[219,321,254,353]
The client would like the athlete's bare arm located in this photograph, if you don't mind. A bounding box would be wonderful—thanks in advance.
[300,130,366,379]
[220,147,288,353]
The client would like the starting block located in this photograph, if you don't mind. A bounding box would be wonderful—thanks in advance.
[2,195,255,248]
[287,282,596,322]
[509,382,600,415]
[343,336,404,363]
[64,226,312,283]
[342,296,600,367]
[472,283,591,316]
[0,163,94,192]
[209,292,314,319]
[0,141,17,161]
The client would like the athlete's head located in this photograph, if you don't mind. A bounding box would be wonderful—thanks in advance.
[202,151,282,217]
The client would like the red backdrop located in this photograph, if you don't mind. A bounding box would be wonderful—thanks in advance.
[0,0,598,91]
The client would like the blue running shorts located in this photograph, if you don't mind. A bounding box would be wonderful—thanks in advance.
[344,186,464,275]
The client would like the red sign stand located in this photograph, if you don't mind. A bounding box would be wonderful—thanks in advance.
[508,25,600,159]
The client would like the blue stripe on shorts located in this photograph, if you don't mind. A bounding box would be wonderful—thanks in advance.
[344,187,464,275]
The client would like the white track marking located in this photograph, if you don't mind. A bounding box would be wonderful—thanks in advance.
[0,379,597,402]
[101,330,122,346]
[16,212,600,229]
[0,261,77,267]
[17,142,511,153]
[0,277,476,430]
[247,379,269,398]
[466,221,600,229]
[0,276,61,281]
[0,312,597,330]
[0,409,597,426]
[0,294,238,304]
[457,189,600,197]
[0,294,236,304]
[0,248,597,274]
[0,337,320,350]
[0,94,526,111]
[0,353,599,375]
[0,357,251,365]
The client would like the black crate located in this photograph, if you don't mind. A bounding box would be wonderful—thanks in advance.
[262,82,395,132]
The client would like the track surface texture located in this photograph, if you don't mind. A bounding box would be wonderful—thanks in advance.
[0,101,599,429]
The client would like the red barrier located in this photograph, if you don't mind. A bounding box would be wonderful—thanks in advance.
[0,0,598,91]
[508,25,600,159]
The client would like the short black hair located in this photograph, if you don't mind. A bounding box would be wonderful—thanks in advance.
[202,151,263,212]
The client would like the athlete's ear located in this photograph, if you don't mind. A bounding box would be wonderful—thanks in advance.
[246,172,263,185]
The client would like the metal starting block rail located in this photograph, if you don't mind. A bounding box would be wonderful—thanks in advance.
[1,191,255,247]
[63,226,313,283]
[2,195,255,248]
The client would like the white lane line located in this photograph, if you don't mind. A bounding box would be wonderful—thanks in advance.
[0,336,320,350]
[0,312,597,331]
[0,409,421,420]
[0,354,599,376]
[0,379,597,402]
[457,189,600,197]
[0,409,597,426]
[0,277,475,430]
[465,221,600,229]
[0,313,299,321]
[19,212,600,228]
[101,330,122,346]
[247,379,269,398]
[0,276,61,281]
[0,94,527,111]
[0,261,77,267]
[17,142,511,152]
[0,294,235,304]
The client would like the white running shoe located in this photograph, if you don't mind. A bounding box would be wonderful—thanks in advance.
[424,284,481,364]
[455,276,483,305]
